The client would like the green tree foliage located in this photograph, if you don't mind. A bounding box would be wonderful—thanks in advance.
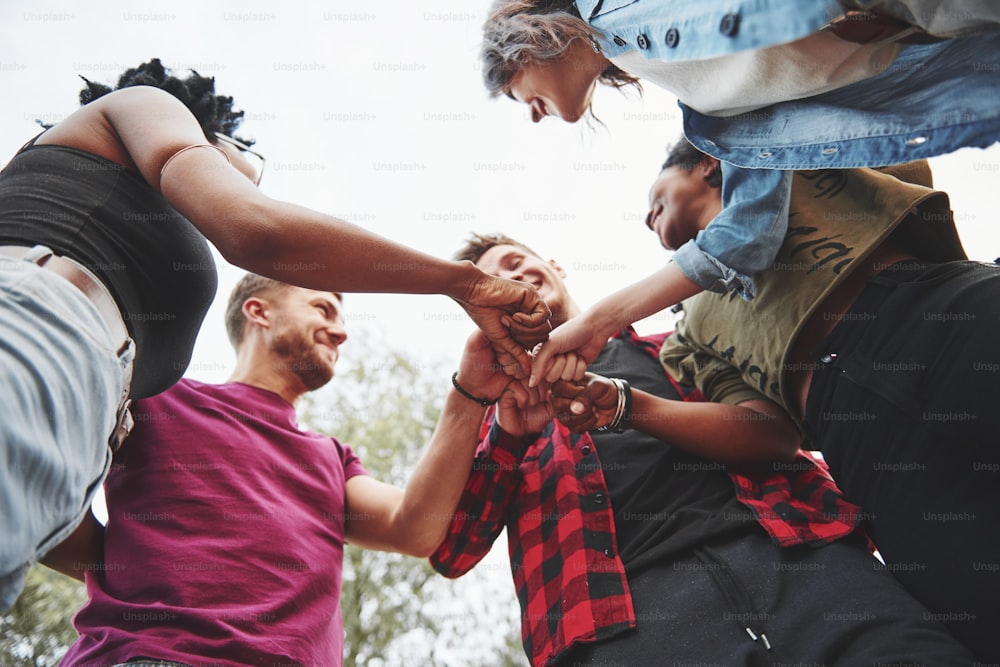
[0,566,86,666]
[2,331,526,667]
[302,330,526,666]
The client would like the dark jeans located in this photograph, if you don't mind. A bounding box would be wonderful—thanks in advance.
[804,260,1000,662]
[557,531,974,666]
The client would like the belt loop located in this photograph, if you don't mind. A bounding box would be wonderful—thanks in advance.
[23,245,55,265]
[2,244,136,450]
[110,338,135,452]
[109,399,134,452]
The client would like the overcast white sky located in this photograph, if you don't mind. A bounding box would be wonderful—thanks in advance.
[3,0,999,381]
[4,1,1000,662]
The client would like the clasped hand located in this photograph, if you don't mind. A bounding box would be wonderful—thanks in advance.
[455,271,551,380]
[459,325,622,437]
[498,371,624,437]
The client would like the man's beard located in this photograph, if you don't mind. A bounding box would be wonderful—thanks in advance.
[272,330,334,392]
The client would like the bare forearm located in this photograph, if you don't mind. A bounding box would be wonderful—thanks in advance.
[244,203,483,298]
[391,389,489,556]
[588,262,701,333]
[630,391,801,463]
[174,187,480,299]
[103,87,478,302]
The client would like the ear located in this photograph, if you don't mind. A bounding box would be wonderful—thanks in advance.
[548,258,568,278]
[700,156,721,182]
[241,297,271,330]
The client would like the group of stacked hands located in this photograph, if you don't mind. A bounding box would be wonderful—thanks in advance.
[1,1,999,666]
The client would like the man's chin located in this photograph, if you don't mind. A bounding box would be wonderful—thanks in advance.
[292,356,335,392]
[300,368,335,392]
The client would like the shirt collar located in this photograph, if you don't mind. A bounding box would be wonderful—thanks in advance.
[574,0,602,21]
[575,0,637,21]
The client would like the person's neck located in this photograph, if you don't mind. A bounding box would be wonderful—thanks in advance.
[228,353,304,406]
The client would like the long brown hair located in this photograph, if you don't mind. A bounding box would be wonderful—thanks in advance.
[480,0,640,101]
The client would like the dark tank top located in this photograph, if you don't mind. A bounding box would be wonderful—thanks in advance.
[0,140,218,397]
[588,335,756,575]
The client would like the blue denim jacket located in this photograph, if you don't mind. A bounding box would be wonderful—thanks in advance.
[576,0,1000,297]
[576,0,843,63]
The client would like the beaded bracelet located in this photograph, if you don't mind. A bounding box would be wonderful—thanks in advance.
[451,372,500,407]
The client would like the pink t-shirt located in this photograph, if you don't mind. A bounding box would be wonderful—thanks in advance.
[62,380,368,667]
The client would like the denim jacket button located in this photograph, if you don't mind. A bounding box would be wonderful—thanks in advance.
[906,136,928,146]
[665,27,680,48]
[720,13,740,37]
[636,33,650,49]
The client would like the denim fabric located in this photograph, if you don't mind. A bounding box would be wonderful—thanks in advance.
[672,165,792,297]
[576,0,1000,294]
[576,0,1000,62]
[0,256,123,608]
[681,33,1000,292]
[577,0,844,62]
[684,35,1000,170]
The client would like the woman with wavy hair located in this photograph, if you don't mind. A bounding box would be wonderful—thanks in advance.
[479,0,1000,388]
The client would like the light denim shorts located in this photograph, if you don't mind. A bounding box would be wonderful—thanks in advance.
[0,255,126,608]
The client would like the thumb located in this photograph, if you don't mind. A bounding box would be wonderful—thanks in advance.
[529,344,556,389]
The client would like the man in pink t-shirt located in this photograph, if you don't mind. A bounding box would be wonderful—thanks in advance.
[50,273,516,667]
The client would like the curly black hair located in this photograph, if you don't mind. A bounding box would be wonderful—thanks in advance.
[74,58,253,146]
[662,136,722,188]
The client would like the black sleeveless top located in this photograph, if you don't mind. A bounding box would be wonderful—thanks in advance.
[0,140,218,398]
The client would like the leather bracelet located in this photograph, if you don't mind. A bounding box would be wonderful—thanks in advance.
[451,372,500,407]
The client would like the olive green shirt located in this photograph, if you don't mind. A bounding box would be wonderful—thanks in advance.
[660,163,966,421]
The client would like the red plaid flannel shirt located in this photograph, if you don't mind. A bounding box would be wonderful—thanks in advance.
[430,329,862,666]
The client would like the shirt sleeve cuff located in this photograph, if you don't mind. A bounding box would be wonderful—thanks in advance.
[487,420,534,460]
[671,242,757,300]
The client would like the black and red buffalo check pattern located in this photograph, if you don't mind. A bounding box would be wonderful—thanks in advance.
[431,329,862,666]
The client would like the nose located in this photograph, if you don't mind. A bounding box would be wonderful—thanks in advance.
[327,319,348,345]
[530,101,545,123]
[645,202,662,231]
